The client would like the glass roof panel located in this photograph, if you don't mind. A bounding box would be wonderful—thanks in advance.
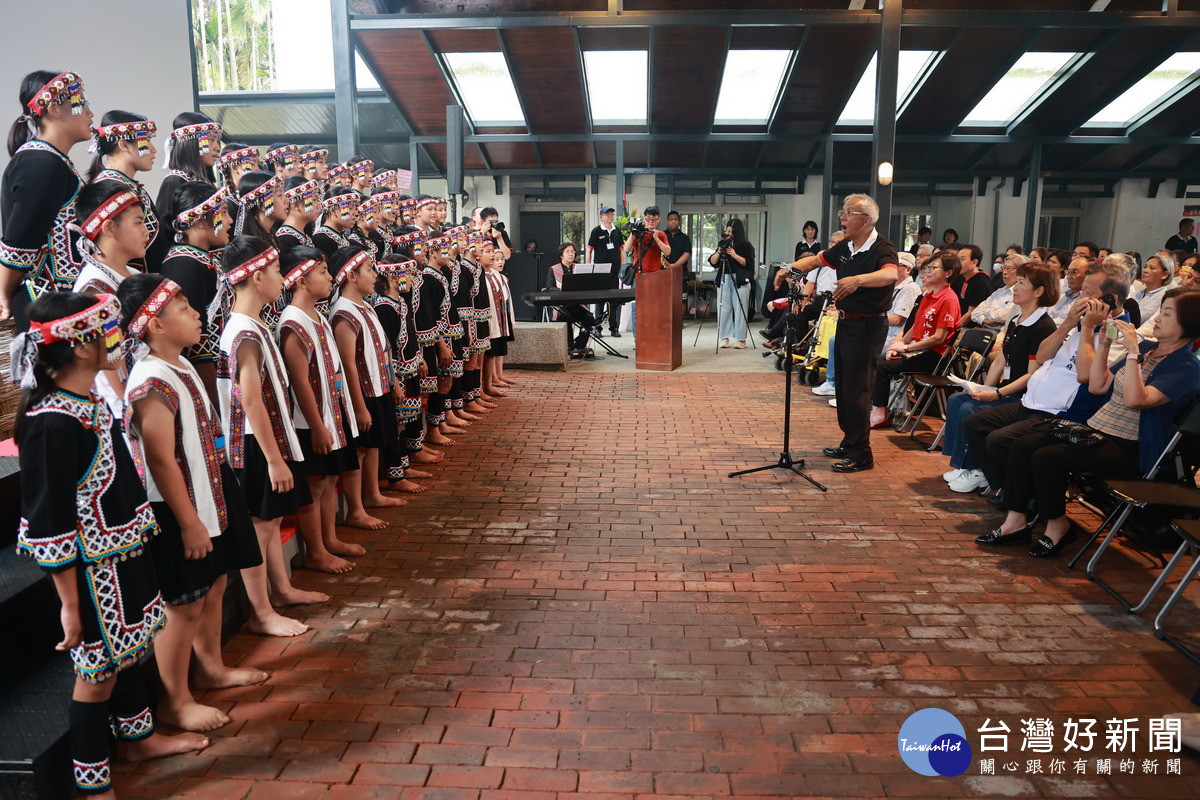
[442,52,526,127]
[583,50,648,126]
[714,50,793,125]
[838,51,937,124]
[1084,52,1200,127]
[960,51,1077,125]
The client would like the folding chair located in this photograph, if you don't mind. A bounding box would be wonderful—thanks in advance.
[887,329,965,430]
[1152,519,1200,664]
[1065,402,1200,614]
[896,328,997,451]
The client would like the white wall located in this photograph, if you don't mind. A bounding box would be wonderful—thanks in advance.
[1107,179,1190,256]
[0,0,195,198]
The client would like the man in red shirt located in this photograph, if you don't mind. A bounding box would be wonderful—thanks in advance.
[622,206,671,275]
[868,250,962,427]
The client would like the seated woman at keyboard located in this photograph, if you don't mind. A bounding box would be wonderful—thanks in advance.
[548,242,598,357]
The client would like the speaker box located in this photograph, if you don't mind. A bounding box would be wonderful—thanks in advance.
[446,105,464,196]
[505,252,544,321]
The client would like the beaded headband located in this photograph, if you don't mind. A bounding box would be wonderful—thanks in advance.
[334,250,372,287]
[168,122,222,154]
[127,279,183,340]
[323,191,359,222]
[216,146,259,174]
[264,144,299,170]
[371,170,397,189]
[359,194,384,223]
[415,196,439,209]
[326,164,350,183]
[446,225,468,239]
[226,247,279,287]
[426,235,452,253]
[350,159,374,180]
[174,186,227,232]
[27,292,121,347]
[394,231,425,249]
[285,179,320,212]
[282,258,321,290]
[26,71,85,117]
[80,190,142,240]
[375,259,416,276]
[91,120,156,158]
[240,175,282,211]
[301,148,328,175]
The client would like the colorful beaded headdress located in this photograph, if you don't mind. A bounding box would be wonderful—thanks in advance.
[426,234,452,254]
[323,191,360,223]
[446,225,468,240]
[301,148,328,176]
[371,170,397,190]
[350,159,374,182]
[80,189,143,241]
[26,71,86,117]
[91,120,156,158]
[10,293,122,389]
[208,247,279,325]
[282,258,321,290]
[264,144,300,171]
[173,186,228,241]
[375,259,416,276]
[285,179,320,213]
[127,279,183,341]
[415,196,439,209]
[334,250,372,287]
[326,164,350,185]
[167,122,222,156]
[394,230,425,253]
[358,194,384,224]
[216,146,259,176]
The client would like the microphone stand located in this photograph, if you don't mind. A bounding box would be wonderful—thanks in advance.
[728,306,827,492]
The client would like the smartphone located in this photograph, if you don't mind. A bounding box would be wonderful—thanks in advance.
[1101,293,1120,313]
[1105,320,1119,340]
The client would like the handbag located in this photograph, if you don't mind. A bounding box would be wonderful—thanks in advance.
[620,264,635,286]
[1034,418,1106,448]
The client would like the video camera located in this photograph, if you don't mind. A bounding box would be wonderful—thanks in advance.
[627,217,647,238]
[718,236,734,250]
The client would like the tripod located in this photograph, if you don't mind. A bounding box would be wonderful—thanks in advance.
[728,308,827,491]
[696,251,756,352]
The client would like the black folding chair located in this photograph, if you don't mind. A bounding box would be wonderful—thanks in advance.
[895,328,997,450]
[1152,519,1200,664]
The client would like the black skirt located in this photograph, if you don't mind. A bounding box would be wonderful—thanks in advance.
[488,336,509,357]
[297,423,359,476]
[150,464,263,605]
[353,393,396,451]
[234,434,313,520]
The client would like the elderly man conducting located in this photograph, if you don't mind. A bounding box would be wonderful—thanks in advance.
[788,193,899,473]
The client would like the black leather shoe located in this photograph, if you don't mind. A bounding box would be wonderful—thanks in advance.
[1029,530,1075,558]
[831,457,873,473]
[822,446,848,458]
[986,491,1005,508]
[758,328,773,339]
[975,524,1035,546]
[609,330,621,338]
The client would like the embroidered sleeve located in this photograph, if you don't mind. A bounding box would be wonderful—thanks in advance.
[1,151,74,273]
[126,377,181,416]
[16,413,86,570]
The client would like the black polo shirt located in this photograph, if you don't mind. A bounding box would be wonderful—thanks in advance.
[587,225,625,265]
[817,232,898,314]
[665,229,692,266]
[950,270,993,315]
[1165,233,1198,253]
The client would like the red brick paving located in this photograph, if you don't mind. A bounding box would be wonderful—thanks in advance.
[113,372,1200,798]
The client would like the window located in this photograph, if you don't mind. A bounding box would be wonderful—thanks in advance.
[838,51,937,125]
[900,213,932,252]
[1084,52,1200,127]
[960,52,1078,126]
[442,52,526,127]
[561,211,585,252]
[582,51,648,126]
[713,50,792,126]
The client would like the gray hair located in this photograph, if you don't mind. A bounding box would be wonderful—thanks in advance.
[1101,252,1137,284]
[1004,253,1030,268]
[842,193,879,224]
[1089,257,1133,300]
[917,243,934,256]
[1149,252,1176,274]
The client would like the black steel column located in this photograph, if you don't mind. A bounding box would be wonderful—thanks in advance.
[331,0,360,161]
[615,140,624,213]
[873,0,901,238]
[1023,143,1043,250]
[822,140,834,240]
[409,141,421,194]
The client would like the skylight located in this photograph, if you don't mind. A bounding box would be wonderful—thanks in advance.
[1084,52,1200,127]
[442,52,526,127]
[837,51,937,124]
[713,50,793,125]
[583,50,648,126]
[960,52,1077,125]
[271,0,381,92]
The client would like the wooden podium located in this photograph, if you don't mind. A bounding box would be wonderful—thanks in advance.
[634,265,683,371]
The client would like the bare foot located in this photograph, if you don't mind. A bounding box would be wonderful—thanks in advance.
[271,587,330,606]
[410,450,443,464]
[427,433,455,446]
[120,731,209,761]
[365,494,406,508]
[391,479,427,493]
[343,512,388,530]
[485,389,507,397]
[247,612,310,637]
[458,410,482,421]
[440,424,465,436]
[304,551,355,574]
[406,467,433,478]
[466,402,492,414]
[156,702,230,733]
[193,666,269,690]
[327,537,367,556]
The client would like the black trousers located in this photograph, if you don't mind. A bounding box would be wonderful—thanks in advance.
[1003,430,1139,520]
[962,402,1052,493]
[833,315,888,460]
[870,349,941,407]
[561,304,597,349]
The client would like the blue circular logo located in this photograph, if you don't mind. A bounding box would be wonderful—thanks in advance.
[898,708,972,777]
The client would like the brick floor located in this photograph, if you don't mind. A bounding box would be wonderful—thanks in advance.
[115,372,1200,798]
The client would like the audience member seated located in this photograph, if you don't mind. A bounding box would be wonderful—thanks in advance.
[868,252,961,429]
[1049,255,1092,324]
[952,244,993,327]
[883,252,921,354]
[970,253,1024,329]
[975,287,1200,558]
[943,263,1059,493]
[1134,252,1172,322]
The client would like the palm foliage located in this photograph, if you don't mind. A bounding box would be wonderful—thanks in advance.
[192,0,278,92]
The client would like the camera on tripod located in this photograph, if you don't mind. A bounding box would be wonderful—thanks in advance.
[627,217,647,238]
[717,236,734,250]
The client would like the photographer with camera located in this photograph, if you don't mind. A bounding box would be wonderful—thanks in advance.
[479,206,512,260]
[709,219,756,348]
[622,206,670,276]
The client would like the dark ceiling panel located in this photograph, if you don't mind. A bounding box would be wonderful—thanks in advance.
[727,26,805,50]
[650,27,728,134]
[578,27,648,51]
[758,141,815,169]
[770,25,877,135]
[479,142,542,170]
[538,142,593,169]
[357,30,457,142]
[705,141,758,169]
[1011,28,1200,137]
[623,141,650,167]
[649,141,704,169]
[427,29,500,52]
[501,28,589,134]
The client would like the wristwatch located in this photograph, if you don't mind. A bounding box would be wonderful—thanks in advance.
[1135,352,1147,365]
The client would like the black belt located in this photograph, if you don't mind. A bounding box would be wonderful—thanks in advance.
[837,310,885,320]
